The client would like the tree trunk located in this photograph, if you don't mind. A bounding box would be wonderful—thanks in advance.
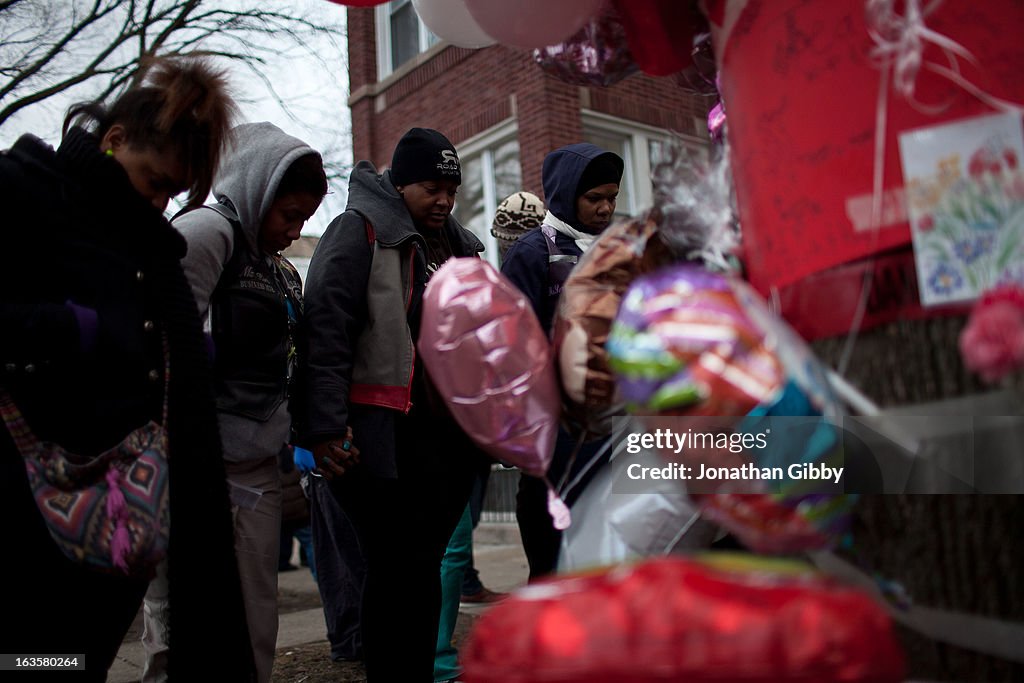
[812,316,1024,681]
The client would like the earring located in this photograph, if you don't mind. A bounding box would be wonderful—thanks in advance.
[105,149,114,157]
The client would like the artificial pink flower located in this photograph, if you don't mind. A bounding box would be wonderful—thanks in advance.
[959,286,1024,383]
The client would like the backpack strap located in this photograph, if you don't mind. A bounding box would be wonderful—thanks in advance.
[202,202,249,356]
[204,201,246,290]
[205,201,241,229]
[541,224,578,297]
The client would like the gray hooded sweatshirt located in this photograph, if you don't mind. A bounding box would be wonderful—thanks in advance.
[174,122,317,462]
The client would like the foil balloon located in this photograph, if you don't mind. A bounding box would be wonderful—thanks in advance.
[674,32,719,95]
[551,213,675,437]
[699,491,857,555]
[610,0,705,76]
[708,100,726,141]
[607,265,784,416]
[464,0,605,50]
[463,555,906,683]
[606,264,857,554]
[412,0,495,49]
[532,6,639,88]
[418,258,558,476]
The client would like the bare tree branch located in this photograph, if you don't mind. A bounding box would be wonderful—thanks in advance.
[0,0,117,102]
[0,0,352,229]
[138,0,201,65]
[0,0,348,133]
[0,2,152,125]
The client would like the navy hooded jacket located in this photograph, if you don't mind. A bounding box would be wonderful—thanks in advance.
[501,143,616,336]
[500,142,620,493]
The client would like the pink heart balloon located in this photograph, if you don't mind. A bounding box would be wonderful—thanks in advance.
[418,258,559,477]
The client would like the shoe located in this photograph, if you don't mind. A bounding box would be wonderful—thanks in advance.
[278,563,298,572]
[330,652,362,663]
[460,586,508,604]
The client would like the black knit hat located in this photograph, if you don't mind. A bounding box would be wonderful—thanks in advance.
[390,127,462,186]
[575,151,624,198]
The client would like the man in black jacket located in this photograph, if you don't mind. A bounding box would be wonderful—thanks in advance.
[301,128,487,682]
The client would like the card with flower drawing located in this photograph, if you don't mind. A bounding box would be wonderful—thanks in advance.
[899,112,1024,306]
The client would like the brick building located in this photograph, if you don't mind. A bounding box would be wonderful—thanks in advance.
[346,2,712,264]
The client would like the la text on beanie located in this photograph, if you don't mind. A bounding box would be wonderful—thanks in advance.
[575,151,625,198]
[390,127,462,186]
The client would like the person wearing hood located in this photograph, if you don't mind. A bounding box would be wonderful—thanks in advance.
[500,143,624,581]
[142,121,327,682]
[300,127,487,681]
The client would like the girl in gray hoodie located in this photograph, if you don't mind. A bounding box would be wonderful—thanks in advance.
[143,122,327,683]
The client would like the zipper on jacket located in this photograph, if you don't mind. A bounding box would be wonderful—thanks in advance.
[402,247,417,413]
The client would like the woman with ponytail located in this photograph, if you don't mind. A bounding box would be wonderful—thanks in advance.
[0,56,255,680]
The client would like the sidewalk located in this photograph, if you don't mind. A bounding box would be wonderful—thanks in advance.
[107,522,526,682]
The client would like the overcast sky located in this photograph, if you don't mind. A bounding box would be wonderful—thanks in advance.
[231,0,351,236]
[0,0,351,236]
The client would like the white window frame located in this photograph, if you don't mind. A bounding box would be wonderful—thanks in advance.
[582,110,707,216]
[453,119,520,268]
[375,1,436,81]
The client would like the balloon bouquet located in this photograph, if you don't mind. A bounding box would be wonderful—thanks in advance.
[326,0,902,679]
[415,175,889,683]
[417,248,900,683]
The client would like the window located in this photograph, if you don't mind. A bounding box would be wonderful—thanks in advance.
[375,0,439,79]
[582,112,708,217]
[452,122,522,268]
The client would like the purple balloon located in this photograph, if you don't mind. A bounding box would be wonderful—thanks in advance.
[533,6,639,87]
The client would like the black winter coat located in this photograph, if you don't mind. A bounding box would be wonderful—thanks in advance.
[0,129,255,679]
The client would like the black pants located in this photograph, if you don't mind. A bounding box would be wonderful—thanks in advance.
[2,438,148,681]
[330,435,477,682]
[460,464,492,596]
[516,429,611,581]
[515,472,562,581]
[309,476,366,660]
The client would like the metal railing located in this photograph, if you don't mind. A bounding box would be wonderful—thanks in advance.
[481,464,519,523]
